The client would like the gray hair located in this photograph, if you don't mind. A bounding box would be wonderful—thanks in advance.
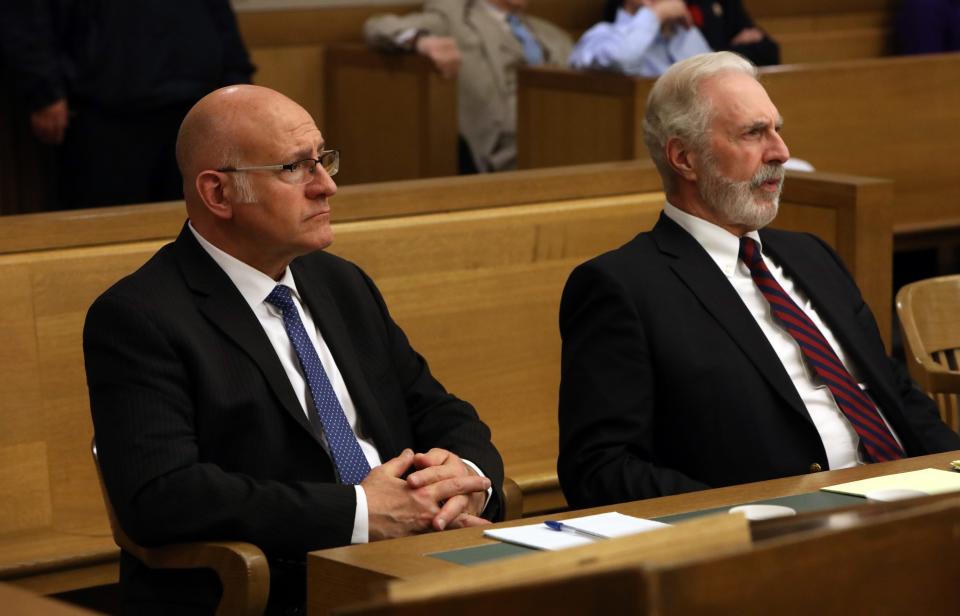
[221,145,258,204]
[229,167,258,204]
[643,52,758,192]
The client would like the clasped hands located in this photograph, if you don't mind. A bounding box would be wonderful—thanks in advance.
[363,447,492,541]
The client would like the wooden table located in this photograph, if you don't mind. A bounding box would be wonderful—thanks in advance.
[307,451,960,615]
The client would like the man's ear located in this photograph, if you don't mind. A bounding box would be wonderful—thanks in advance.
[196,171,234,220]
[666,137,699,182]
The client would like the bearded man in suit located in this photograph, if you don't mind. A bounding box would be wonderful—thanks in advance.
[558,52,960,508]
[364,0,572,172]
[84,84,504,614]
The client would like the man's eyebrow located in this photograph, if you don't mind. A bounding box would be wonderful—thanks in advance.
[741,117,784,132]
[287,143,325,161]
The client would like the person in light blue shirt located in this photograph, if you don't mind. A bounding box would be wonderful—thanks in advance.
[569,0,711,77]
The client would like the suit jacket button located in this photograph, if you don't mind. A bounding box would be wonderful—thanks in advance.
[809,462,822,473]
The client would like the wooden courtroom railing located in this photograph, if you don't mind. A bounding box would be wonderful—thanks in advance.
[648,495,960,615]
[0,163,891,595]
[518,52,960,244]
[306,452,960,616]
[367,496,960,616]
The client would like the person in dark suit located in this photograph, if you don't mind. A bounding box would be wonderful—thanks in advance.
[0,0,255,210]
[83,84,504,614]
[558,51,960,509]
[600,0,779,66]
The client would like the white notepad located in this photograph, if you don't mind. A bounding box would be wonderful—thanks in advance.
[483,512,669,551]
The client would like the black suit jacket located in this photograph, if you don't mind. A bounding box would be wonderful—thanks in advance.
[558,214,960,508]
[84,225,504,610]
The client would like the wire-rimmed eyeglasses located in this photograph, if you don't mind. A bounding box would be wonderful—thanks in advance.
[217,150,339,185]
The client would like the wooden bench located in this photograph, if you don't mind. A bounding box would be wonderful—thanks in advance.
[0,163,891,594]
[322,45,457,185]
[746,0,894,63]
[518,53,960,248]
[240,0,898,187]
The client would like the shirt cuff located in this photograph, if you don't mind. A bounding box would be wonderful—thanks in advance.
[461,458,493,514]
[352,485,369,544]
[395,27,424,50]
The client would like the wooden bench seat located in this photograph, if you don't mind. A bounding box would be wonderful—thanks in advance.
[0,163,892,593]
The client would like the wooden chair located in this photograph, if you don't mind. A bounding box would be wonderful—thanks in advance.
[896,274,960,432]
[90,441,270,616]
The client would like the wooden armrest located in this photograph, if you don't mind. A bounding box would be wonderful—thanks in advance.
[130,541,269,616]
[92,439,269,615]
[502,476,524,521]
[916,358,960,394]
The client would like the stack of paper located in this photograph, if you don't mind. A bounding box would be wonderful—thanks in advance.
[821,468,960,497]
[483,512,669,551]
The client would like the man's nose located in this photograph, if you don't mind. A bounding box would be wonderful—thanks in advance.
[765,131,790,165]
[306,163,337,197]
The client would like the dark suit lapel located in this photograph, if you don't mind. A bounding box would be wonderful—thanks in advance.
[172,225,318,441]
[290,262,396,458]
[760,231,899,409]
[651,215,812,422]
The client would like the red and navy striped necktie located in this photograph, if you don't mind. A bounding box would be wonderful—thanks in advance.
[739,237,904,462]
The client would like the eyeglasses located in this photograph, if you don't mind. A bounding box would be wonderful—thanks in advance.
[217,150,339,185]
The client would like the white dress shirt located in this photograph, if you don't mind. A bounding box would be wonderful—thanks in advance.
[189,223,490,541]
[569,8,711,77]
[663,203,903,469]
[189,223,376,543]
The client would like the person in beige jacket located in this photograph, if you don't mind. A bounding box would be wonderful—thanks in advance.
[365,0,572,172]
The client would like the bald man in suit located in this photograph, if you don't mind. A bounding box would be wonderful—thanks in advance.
[85,85,504,614]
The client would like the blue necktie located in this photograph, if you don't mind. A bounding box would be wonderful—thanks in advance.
[266,285,371,484]
[506,13,544,65]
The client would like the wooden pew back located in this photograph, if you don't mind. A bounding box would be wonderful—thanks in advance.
[519,53,960,236]
[0,164,891,594]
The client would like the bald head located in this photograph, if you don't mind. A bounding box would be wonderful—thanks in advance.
[176,85,310,206]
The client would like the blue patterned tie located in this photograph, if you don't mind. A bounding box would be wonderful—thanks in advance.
[506,13,544,65]
[266,285,371,484]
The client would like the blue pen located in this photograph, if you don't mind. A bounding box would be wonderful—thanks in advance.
[544,520,606,540]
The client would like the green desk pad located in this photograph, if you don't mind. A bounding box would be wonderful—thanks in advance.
[428,491,866,566]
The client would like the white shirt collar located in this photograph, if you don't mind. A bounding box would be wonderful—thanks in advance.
[188,221,300,312]
[662,201,762,277]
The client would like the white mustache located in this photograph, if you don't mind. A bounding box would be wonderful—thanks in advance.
[751,165,785,188]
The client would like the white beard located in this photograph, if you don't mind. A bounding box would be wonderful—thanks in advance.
[698,156,784,231]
